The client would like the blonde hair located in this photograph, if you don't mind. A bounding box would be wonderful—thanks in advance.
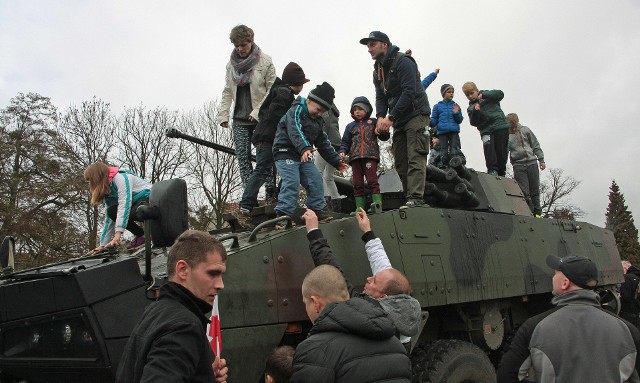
[229,25,254,45]
[84,162,111,205]
[462,82,478,94]
[506,113,519,124]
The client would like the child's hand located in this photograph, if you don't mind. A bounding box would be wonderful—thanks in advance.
[435,68,440,74]
[337,162,350,172]
[339,152,346,159]
[452,103,460,113]
[301,150,313,162]
[474,103,481,111]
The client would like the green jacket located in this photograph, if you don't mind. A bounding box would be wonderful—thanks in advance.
[466,89,509,135]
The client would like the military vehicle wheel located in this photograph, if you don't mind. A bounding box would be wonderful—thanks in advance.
[411,339,496,383]
[597,286,620,314]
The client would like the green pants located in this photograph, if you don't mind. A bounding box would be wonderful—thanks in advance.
[392,114,429,199]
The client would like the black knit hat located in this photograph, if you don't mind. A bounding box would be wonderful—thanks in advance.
[546,254,599,289]
[282,62,309,86]
[308,82,335,110]
[440,83,454,97]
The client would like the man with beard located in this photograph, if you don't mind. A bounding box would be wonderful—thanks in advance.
[360,31,431,206]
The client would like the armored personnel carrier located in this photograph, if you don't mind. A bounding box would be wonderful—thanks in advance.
[0,131,623,382]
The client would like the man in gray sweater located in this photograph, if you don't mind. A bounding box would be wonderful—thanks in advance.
[497,254,640,382]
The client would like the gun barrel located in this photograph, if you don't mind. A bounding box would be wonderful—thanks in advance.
[166,128,256,162]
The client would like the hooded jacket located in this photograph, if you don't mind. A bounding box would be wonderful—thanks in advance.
[290,297,411,383]
[116,282,215,383]
[272,96,342,168]
[497,289,640,383]
[466,89,509,135]
[373,45,431,129]
[508,123,544,167]
[307,229,421,340]
[251,77,294,145]
[340,96,389,161]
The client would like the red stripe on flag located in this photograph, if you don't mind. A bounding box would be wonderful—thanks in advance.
[207,296,222,356]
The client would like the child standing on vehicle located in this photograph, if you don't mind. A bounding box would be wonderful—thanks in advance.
[428,129,443,167]
[272,82,349,224]
[339,96,389,213]
[233,62,309,230]
[430,84,465,168]
[84,162,151,253]
[462,82,509,176]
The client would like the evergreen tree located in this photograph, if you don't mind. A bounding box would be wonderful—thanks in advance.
[606,180,640,264]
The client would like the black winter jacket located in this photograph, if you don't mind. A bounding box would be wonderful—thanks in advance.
[116,282,215,383]
[373,45,431,129]
[252,77,295,145]
[290,297,411,383]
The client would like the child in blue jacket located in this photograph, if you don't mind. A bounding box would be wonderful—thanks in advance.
[430,84,465,167]
[339,96,389,213]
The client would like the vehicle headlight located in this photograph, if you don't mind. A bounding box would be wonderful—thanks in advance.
[1,314,99,359]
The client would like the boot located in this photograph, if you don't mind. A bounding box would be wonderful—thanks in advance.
[369,194,383,213]
[352,196,366,216]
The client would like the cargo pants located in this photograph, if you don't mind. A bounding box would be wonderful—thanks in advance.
[392,114,430,200]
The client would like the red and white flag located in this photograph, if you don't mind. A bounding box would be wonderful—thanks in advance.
[207,296,222,356]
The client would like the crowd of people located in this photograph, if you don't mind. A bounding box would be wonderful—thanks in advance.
[85,24,640,383]
[217,25,549,230]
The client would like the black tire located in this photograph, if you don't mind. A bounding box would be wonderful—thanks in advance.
[411,339,496,383]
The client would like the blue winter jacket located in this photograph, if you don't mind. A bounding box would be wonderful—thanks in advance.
[430,100,463,134]
[272,96,342,168]
[421,71,438,90]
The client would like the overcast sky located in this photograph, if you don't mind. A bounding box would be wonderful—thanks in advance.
[1,0,639,228]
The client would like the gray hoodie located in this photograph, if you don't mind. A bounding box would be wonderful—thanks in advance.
[508,124,544,166]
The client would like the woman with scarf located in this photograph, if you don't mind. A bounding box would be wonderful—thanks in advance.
[219,25,276,187]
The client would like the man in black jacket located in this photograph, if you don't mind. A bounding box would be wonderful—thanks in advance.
[621,260,640,328]
[361,31,431,206]
[116,230,229,383]
[290,264,411,382]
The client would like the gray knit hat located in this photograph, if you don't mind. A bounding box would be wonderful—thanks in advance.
[440,83,454,97]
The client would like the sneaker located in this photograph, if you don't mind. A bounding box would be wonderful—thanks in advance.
[314,209,334,223]
[231,208,255,230]
[488,170,498,176]
[274,215,296,230]
[127,236,145,250]
[402,198,426,208]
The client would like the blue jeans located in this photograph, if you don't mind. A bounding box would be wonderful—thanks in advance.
[240,142,276,210]
[275,159,325,217]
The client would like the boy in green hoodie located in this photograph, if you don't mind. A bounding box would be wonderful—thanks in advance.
[462,82,510,176]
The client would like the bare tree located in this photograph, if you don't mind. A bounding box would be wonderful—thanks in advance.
[181,101,242,230]
[59,97,116,248]
[539,167,583,219]
[116,104,190,183]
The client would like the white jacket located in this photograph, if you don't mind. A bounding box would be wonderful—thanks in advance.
[218,52,276,124]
